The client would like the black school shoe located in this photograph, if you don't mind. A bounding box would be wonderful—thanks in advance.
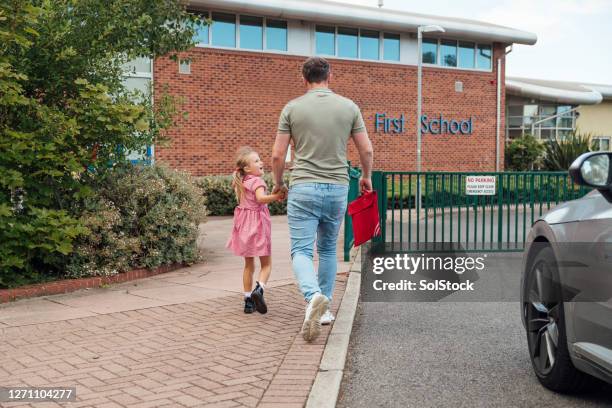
[244,297,255,314]
[251,282,268,314]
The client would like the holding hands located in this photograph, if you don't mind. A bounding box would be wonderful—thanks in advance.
[272,184,289,201]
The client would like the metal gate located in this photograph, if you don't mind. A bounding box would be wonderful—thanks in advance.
[344,170,590,258]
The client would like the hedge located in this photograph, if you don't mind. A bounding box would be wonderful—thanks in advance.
[197,174,290,216]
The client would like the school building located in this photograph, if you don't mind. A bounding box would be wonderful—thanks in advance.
[120,0,536,175]
[506,77,612,150]
[133,0,544,174]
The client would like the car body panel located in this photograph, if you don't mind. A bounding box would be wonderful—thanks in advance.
[521,189,612,385]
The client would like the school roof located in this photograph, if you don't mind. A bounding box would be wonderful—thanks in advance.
[190,0,538,45]
[506,77,612,105]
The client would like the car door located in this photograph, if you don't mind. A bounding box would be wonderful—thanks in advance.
[569,193,612,353]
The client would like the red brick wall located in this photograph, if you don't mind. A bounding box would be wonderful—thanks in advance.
[154,45,506,176]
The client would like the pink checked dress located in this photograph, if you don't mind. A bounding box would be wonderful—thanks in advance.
[226,175,272,257]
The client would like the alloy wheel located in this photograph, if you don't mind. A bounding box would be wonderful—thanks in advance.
[525,261,560,376]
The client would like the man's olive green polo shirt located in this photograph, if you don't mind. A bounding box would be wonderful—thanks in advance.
[278,88,365,186]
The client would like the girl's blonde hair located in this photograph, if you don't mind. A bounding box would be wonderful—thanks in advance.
[232,146,256,202]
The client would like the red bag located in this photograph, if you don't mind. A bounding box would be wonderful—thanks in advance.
[347,190,381,247]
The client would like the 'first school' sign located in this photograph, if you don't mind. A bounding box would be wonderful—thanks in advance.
[374,113,474,135]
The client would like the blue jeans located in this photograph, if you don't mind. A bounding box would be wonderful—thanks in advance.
[287,183,349,302]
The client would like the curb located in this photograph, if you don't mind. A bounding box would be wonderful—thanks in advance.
[306,248,361,408]
[0,264,183,304]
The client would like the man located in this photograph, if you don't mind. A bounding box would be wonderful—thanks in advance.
[271,57,374,342]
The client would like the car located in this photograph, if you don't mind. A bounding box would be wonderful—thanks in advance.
[521,151,612,393]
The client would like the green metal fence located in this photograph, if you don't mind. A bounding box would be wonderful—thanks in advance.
[366,171,590,253]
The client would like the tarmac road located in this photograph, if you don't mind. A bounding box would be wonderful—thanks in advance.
[338,300,612,408]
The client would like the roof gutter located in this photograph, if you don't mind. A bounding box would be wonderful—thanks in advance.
[190,0,538,45]
[506,79,603,105]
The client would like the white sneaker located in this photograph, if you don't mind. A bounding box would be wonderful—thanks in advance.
[302,293,329,342]
[320,309,335,326]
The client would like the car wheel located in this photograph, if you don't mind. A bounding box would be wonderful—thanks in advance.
[524,246,592,393]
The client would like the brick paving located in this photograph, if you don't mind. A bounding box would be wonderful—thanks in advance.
[0,277,347,408]
[0,216,351,407]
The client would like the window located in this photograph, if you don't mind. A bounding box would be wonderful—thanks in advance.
[424,39,491,70]
[458,41,475,69]
[360,30,379,60]
[123,77,150,96]
[422,38,437,64]
[240,15,263,50]
[316,25,335,55]
[540,105,556,127]
[338,27,358,58]
[266,19,287,51]
[507,129,523,139]
[193,13,209,45]
[440,39,457,67]
[123,57,151,74]
[212,12,236,47]
[383,33,400,61]
[178,60,191,75]
[315,26,399,62]
[556,105,574,128]
[523,105,538,124]
[594,137,611,151]
[477,44,492,69]
[122,57,153,163]
[540,129,554,140]
[506,100,578,141]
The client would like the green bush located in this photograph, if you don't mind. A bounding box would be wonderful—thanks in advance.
[64,165,207,278]
[543,132,593,171]
[505,135,544,170]
[0,1,205,287]
[197,174,290,216]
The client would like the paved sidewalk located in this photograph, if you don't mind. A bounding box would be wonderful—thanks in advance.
[0,216,353,407]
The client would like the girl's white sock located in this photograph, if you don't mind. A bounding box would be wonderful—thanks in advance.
[258,281,266,289]
[244,292,251,298]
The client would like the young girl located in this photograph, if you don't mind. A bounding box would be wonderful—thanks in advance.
[227,147,284,314]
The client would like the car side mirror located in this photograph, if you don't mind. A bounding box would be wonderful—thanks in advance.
[569,152,612,202]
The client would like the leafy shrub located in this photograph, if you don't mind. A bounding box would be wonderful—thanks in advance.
[65,199,137,278]
[505,135,544,170]
[0,1,205,287]
[543,132,592,171]
[65,164,207,278]
[198,174,290,216]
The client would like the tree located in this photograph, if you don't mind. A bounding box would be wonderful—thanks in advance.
[0,0,205,285]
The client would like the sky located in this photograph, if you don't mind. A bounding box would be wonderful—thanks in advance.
[333,0,612,84]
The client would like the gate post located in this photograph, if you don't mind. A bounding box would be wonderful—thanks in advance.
[372,171,386,245]
[497,174,504,250]
[344,166,361,261]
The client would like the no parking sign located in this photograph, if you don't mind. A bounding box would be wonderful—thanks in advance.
[465,175,496,195]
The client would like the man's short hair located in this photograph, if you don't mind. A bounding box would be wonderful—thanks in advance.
[302,57,330,83]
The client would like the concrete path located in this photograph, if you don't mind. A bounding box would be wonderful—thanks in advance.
[0,216,353,407]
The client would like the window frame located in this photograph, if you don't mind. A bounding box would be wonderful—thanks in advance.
[192,10,288,53]
[265,18,288,51]
[422,37,493,72]
[315,24,400,63]
[593,136,611,151]
[315,24,336,56]
[122,58,154,164]
[382,32,401,62]
[505,100,579,141]
[358,29,381,61]
[210,11,237,48]
[239,15,264,50]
